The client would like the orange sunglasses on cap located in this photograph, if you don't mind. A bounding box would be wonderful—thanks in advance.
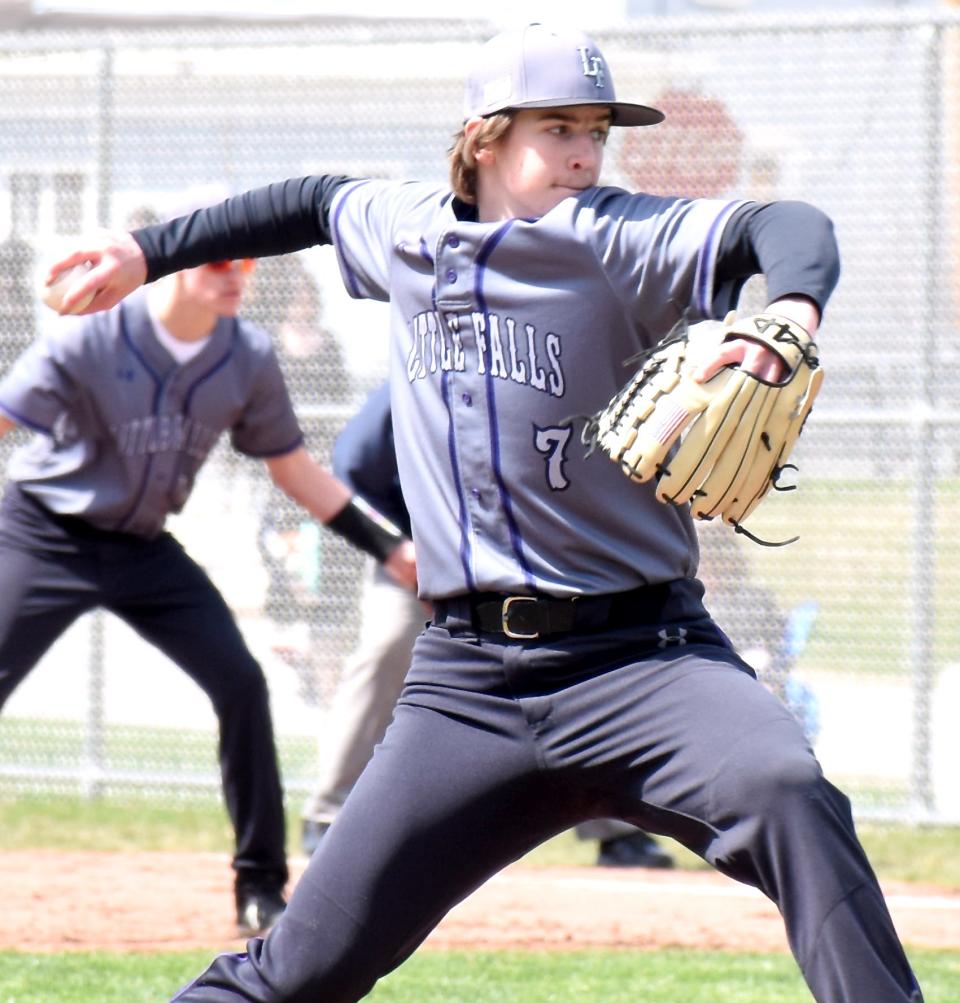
[205,259,256,274]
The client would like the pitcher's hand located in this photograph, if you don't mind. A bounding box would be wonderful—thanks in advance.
[43,229,147,315]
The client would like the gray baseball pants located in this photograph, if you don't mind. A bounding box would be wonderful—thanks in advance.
[172,579,922,1003]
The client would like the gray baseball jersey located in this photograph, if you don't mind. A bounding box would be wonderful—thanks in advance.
[330,181,748,599]
[0,290,302,538]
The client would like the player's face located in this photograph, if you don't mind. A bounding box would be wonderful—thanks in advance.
[180,259,255,317]
[475,106,611,221]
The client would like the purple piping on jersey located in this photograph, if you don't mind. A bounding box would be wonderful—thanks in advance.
[330,181,371,299]
[179,326,303,458]
[474,221,536,591]
[0,399,51,434]
[115,304,165,531]
[120,309,164,406]
[441,369,476,591]
[658,198,696,269]
[421,237,442,313]
[695,200,741,316]
[181,326,237,415]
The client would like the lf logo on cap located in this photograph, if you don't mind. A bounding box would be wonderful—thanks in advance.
[578,47,605,89]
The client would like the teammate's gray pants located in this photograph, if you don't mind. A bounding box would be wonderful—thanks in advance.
[172,583,922,1003]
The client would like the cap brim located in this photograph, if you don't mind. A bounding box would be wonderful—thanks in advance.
[610,101,664,127]
[508,97,664,127]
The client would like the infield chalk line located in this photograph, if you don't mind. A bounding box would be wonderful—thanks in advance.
[490,873,960,913]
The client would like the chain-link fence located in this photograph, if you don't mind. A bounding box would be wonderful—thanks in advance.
[0,9,958,824]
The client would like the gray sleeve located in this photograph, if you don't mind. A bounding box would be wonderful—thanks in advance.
[0,320,88,434]
[229,333,304,458]
[584,191,747,337]
[330,180,441,301]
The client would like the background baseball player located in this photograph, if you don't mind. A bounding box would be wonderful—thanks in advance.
[0,198,415,937]
[300,380,426,855]
[48,23,922,1003]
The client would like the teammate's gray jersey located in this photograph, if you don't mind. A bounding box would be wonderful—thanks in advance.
[331,181,749,600]
[0,290,302,538]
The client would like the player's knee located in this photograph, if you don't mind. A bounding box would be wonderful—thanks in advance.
[234,653,269,689]
[754,748,824,808]
[719,726,824,816]
[207,656,270,715]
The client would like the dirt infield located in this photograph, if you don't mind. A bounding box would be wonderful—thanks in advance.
[3,850,960,955]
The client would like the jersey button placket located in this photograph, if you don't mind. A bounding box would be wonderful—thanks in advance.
[447,370,488,552]
[434,230,471,311]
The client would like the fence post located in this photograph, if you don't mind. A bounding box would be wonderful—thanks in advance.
[908,20,946,818]
[96,44,114,228]
[81,45,115,800]
[82,611,106,798]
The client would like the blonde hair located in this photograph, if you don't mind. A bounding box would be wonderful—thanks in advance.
[448,112,516,204]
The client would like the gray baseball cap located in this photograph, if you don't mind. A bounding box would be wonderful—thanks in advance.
[463,23,663,128]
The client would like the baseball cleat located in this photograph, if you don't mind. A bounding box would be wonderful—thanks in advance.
[235,884,287,936]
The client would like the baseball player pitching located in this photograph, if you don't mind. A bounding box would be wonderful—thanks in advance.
[49,23,922,1003]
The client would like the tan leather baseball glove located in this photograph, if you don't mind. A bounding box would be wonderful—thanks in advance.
[584,312,823,544]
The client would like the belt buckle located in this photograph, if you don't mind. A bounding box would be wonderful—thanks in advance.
[501,596,540,640]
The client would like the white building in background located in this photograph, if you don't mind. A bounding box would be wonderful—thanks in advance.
[1,0,942,30]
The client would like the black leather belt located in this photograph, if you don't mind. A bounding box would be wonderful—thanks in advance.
[433,583,681,640]
[477,595,577,639]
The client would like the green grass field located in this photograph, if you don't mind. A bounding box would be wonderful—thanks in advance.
[1,795,957,1000]
[732,477,960,677]
[3,793,960,886]
[0,718,318,778]
[1,948,956,1002]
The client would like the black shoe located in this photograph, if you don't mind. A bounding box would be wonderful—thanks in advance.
[235,879,287,936]
[597,832,675,869]
[301,819,330,856]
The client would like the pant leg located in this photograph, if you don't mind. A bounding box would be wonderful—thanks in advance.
[0,500,100,707]
[168,616,922,1003]
[105,533,287,884]
[170,627,584,1003]
[302,560,425,823]
[528,628,922,1003]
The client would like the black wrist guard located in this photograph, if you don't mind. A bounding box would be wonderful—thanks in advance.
[327,495,405,563]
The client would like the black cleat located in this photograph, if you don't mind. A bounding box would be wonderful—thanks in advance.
[597,832,675,869]
[235,879,287,936]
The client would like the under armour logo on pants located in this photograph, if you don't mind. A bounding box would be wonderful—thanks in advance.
[657,627,688,648]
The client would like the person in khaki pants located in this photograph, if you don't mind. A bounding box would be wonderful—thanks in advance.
[301,382,426,853]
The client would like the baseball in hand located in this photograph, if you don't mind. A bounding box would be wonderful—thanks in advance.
[42,262,95,314]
